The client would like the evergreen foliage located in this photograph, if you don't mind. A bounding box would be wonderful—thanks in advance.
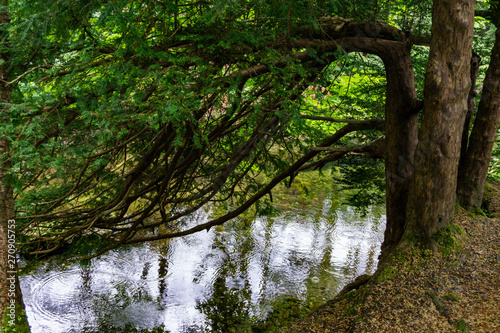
[0,0,496,258]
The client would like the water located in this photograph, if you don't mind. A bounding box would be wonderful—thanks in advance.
[20,170,386,333]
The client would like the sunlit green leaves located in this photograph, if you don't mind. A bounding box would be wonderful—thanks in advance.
[335,155,385,213]
[6,0,497,258]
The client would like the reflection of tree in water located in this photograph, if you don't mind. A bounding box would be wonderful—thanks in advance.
[365,243,379,273]
[342,241,380,280]
[141,261,152,279]
[151,242,171,310]
[157,256,168,301]
[23,180,386,333]
[158,246,170,308]
[83,322,169,333]
[76,246,171,332]
[197,222,254,332]
[179,324,205,333]
[197,214,338,332]
[304,246,342,303]
[343,245,362,279]
[80,283,153,332]
[336,206,385,280]
[77,262,98,326]
[197,274,253,332]
[74,261,160,332]
[196,170,385,332]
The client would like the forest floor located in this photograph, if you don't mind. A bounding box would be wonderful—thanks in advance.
[283,182,500,333]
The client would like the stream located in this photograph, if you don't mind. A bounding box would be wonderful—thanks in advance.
[20,169,386,332]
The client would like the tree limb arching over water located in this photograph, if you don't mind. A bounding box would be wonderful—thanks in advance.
[1,0,500,330]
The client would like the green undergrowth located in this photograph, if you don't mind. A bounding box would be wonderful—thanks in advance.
[1,303,30,333]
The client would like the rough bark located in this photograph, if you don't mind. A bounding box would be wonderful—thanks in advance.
[0,138,16,326]
[0,0,11,324]
[457,27,500,208]
[290,29,422,260]
[404,0,476,242]
[0,59,15,333]
[379,43,420,259]
[0,1,29,330]
[0,141,29,333]
[459,52,481,167]
[312,33,421,259]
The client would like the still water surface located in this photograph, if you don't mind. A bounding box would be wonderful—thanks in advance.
[20,171,386,332]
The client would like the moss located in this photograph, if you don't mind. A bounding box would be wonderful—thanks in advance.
[337,289,356,301]
[421,248,434,259]
[376,266,395,282]
[338,287,369,321]
[443,292,461,303]
[454,318,470,332]
[345,306,357,316]
[431,224,465,256]
[467,207,488,218]
[484,182,494,192]
[1,303,30,333]
[426,290,449,316]
[481,180,500,217]
[376,244,431,283]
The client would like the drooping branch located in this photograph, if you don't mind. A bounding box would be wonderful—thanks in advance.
[22,57,333,256]
[115,119,385,249]
[17,16,417,258]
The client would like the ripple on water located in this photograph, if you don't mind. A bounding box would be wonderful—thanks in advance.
[30,269,85,326]
[28,262,145,331]
[21,188,387,333]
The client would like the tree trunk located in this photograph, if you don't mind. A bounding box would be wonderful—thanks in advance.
[0,121,29,333]
[404,0,476,243]
[337,33,421,260]
[457,26,500,209]
[459,52,481,167]
[0,139,19,329]
[0,1,29,330]
[380,44,419,260]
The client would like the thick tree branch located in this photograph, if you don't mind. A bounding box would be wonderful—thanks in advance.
[312,136,386,159]
[112,119,384,248]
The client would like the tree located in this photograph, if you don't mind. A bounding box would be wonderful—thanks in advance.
[4,0,495,268]
[403,0,476,246]
[0,0,29,330]
[458,8,500,209]
[0,21,14,332]
[1,0,499,329]
[9,2,392,258]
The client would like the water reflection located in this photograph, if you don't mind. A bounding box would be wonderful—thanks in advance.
[20,171,386,333]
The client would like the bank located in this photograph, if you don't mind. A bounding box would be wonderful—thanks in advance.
[283,182,500,332]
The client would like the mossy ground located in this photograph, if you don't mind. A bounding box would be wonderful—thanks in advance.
[1,303,30,333]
